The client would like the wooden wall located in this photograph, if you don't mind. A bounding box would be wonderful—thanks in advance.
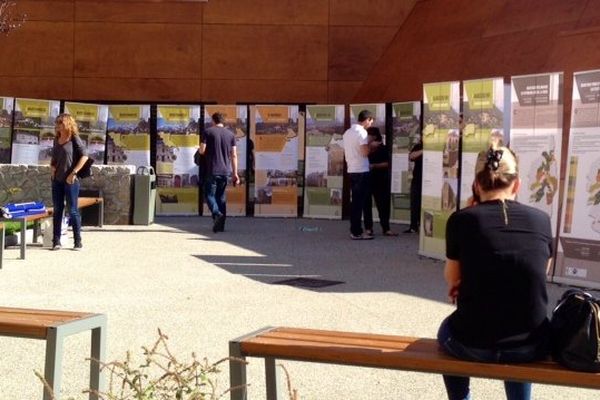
[0,0,415,103]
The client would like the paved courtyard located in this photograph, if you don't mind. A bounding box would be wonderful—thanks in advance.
[0,216,598,399]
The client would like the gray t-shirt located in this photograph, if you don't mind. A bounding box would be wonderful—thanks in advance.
[51,135,87,182]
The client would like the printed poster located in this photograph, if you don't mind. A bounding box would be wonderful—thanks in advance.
[461,77,506,208]
[64,102,108,164]
[203,105,248,216]
[556,69,600,288]
[391,102,421,223]
[0,97,13,163]
[304,105,345,219]
[251,105,300,217]
[106,105,151,168]
[11,98,60,165]
[155,105,200,216]
[510,73,563,235]
[421,81,461,259]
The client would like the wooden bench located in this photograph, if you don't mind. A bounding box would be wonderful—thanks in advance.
[0,307,107,400]
[229,327,600,400]
[0,196,103,269]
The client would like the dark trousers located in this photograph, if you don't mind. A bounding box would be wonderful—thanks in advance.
[364,174,391,232]
[437,317,548,400]
[204,175,228,218]
[349,172,370,236]
[409,177,422,230]
[51,179,81,246]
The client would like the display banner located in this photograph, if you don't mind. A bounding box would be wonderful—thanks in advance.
[203,105,248,216]
[303,105,344,219]
[391,102,421,223]
[461,77,505,208]
[420,82,461,259]
[155,105,200,216]
[11,98,60,165]
[0,97,13,163]
[510,72,563,235]
[251,105,300,217]
[106,105,151,167]
[64,102,108,165]
[350,103,386,135]
[556,69,600,288]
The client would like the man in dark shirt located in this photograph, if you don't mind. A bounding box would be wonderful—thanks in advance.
[405,137,423,233]
[200,112,239,232]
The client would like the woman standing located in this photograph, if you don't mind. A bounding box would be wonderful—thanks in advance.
[50,113,89,250]
[438,146,553,400]
[364,127,397,236]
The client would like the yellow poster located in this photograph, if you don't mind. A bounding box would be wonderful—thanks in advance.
[251,105,300,217]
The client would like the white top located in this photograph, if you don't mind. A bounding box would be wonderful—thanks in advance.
[343,123,369,173]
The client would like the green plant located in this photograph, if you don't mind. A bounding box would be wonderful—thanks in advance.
[3,221,34,236]
[36,329,247,400]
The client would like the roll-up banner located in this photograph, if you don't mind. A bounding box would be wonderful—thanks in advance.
[11,98,60,165]
[510,72,563,239]
[391,102,421,223]
[556,69,600,288]
[203,105,248,216]
[0,97,13,163]
[251,105,300,217]
[420,82,461,259]
[106,105,151,168]
[155,105,201,216]
[461,77,506,208]
[304,105,345,219]
[64,102,108,165]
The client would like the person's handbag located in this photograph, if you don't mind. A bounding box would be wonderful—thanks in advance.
[71,136,94,178]
[550,288,600,372]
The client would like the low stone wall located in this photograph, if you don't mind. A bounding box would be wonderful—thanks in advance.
[0,164,133,224]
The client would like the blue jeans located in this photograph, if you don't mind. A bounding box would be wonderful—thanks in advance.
[437,318,548,400]
[51,179,81,246]
[204,175,228,218]
[349,172,370,236]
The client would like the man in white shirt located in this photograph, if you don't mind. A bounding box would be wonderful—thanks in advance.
[343,110,374,240]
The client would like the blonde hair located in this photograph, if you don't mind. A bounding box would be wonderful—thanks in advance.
[474,145,518,192]
[55,113,78,138]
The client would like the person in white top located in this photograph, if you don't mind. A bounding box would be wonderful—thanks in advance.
[343,110,374,240]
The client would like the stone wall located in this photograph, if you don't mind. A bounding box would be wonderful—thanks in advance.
[0,164,133,224]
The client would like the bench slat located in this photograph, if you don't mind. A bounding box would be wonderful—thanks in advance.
[0,307,94,339]
[238,327,600,390]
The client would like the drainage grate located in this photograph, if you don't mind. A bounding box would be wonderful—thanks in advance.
[272,277,345,288]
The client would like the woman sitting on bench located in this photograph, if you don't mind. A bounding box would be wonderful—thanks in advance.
[438,145,553,400]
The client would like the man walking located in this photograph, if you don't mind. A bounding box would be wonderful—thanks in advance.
[200,112,239,232]
[343,109,374,240]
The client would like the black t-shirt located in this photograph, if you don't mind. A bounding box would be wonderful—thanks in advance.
[445,200,553,348]
[368,143,389,181]
[201,126,236,176]
[410,142,423,183]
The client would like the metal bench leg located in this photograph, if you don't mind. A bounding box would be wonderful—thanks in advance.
[43,327,64,400]
[229,340,247,400]
[0,224,4,269]
[89,322,107,400]
[98,202,104,227]
[20,219,26,259]
[265,357,284,400]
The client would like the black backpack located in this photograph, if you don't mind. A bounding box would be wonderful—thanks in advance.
[551,289,600,372]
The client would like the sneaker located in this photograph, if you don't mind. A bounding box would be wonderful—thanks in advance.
[403,228,418,234]
[212,214,225,233]
[73,243,83,251]
[350,233,374,240]
[51,244,61,251]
